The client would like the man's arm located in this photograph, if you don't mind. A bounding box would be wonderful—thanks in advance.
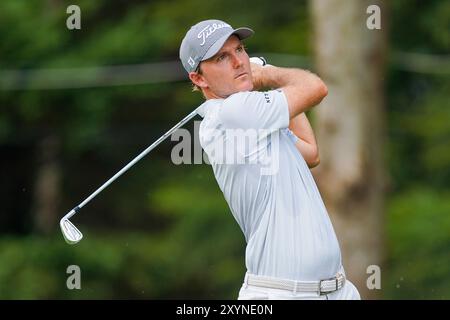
[251,64,328,119]
[250,62,326,168]
[289,113,320,168]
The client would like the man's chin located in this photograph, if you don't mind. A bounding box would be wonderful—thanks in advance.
[237,81,254,92]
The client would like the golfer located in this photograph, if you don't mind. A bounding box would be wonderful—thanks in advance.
[179,19,360,300]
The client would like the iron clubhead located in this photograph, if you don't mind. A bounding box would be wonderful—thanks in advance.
[60,218,83,245]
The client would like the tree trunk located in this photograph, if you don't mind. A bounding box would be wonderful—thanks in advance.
[33,135,61,234]
[310,0,388,299]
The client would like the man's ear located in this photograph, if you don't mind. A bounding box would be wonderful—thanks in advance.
[189,71,208,89]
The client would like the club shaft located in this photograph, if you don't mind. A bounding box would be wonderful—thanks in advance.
[74,108,199,212]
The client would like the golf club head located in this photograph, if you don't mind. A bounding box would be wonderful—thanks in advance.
[60,218,83,245]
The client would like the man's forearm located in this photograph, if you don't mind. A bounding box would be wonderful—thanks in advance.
[257,65,318,90]
[289,113,316,145]
[289,113,320,168]
[253,65,327,117]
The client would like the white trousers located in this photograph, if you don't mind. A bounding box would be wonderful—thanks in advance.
[237,279,361,300]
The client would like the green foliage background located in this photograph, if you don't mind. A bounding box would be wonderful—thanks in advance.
[0,0,448,299]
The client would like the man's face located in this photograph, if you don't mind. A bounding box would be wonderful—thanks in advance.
[190,35,253,99]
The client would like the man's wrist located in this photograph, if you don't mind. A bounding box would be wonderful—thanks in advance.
[260,65,277,88]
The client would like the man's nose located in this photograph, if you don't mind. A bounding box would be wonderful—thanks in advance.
[231,54,244,69]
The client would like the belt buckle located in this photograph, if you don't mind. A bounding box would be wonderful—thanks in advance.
[318,275,339,296]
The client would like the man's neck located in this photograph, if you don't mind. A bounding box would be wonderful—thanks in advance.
[203,89,236,100]
[203,90,222,100]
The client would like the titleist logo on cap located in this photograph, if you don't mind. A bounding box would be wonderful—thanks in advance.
[197,22,232,46]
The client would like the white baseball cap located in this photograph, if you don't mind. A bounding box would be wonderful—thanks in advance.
[179,19,254,73]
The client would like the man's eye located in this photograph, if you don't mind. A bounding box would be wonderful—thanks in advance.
[217,54,225,61]
[237,46,243,52]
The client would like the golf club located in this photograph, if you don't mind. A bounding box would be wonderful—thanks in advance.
[60,107,200,244]
[60,56,266,245]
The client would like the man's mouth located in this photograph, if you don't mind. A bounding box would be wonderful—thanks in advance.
[235,72,248,79]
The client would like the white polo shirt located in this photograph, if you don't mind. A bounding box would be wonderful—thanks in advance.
[197,90,342,281]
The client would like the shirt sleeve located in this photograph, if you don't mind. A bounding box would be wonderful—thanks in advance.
[219,90,290,131]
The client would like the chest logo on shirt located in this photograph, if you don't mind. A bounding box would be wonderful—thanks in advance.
[264,93,271,104]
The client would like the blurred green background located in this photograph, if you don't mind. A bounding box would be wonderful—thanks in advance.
[0,0,449,299]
